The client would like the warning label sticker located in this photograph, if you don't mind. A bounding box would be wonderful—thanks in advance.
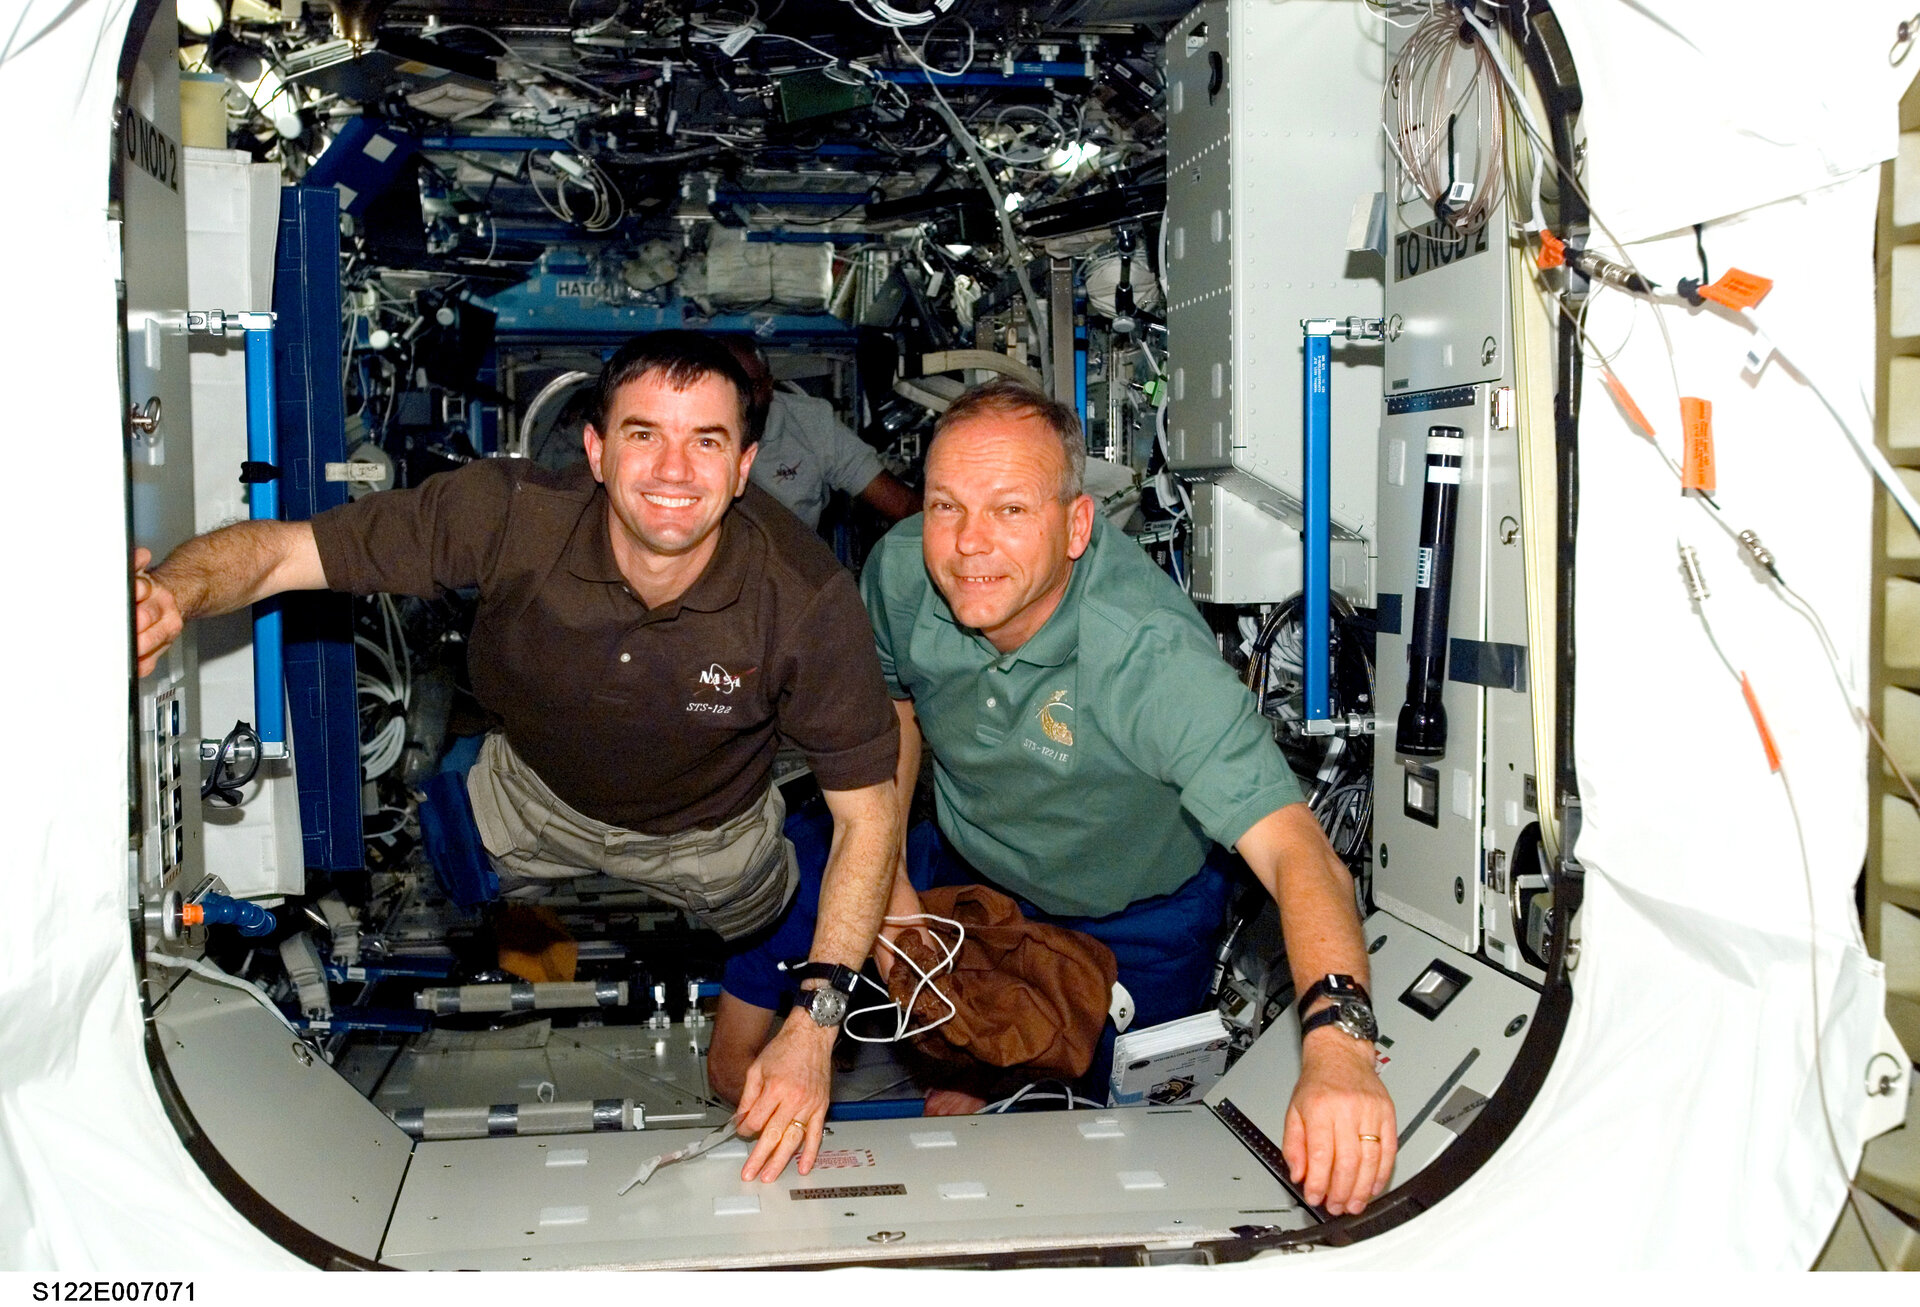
[812,1148,876,1170]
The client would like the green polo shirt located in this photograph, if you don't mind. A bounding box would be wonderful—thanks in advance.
[862,515,1304,918]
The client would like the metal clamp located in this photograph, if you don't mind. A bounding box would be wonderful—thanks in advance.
[184,309,276,336]
[1296,714,1378,738]
[1301,316,1385,342]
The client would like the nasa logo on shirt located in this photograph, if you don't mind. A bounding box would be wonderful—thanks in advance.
[699,663,744,694]
[688,662,750,715]
[774,461,802,482]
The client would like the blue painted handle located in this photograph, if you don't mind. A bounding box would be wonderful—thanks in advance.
[195,891,277,937]
[244,326,285,752]
[1303,332,1332,724]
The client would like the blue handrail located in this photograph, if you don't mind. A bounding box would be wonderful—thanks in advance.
[243,322,286,758]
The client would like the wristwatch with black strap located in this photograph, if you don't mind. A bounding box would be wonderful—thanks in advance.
[785,960,859,1029]
[1297,973,1379,1044]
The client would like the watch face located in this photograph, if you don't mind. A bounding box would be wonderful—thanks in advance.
[805,986,849,1027]
[1337,999,1379,1042]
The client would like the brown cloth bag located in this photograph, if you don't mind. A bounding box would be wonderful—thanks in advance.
[884,884,1118,1085]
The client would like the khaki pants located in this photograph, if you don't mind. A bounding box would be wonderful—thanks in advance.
[465,732,797,940]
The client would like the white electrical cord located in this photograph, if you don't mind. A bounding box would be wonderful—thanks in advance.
[981,1083,1104,1113]
[1732,311,1920,540]
[843,0,948,29]
[1362,0,1441,30]
[1455,8,1552,234]
[1680,549,1893,1272]
[528,149,626,233]
[971,104,1070,172]
[841,911,966,1044]
[357,594,412,781]
[907,17,974,78]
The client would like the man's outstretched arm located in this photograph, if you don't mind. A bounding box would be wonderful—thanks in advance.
[856,471,921,524]
[732,778,898,1183]
[1236,803,1398,1217]
[875,697,927,971]
[135,521,327,676]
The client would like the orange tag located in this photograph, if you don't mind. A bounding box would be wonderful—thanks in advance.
[1601,368,1655,437]
[1697,268,1774,311]
[1740,673,1782,773]
[1680,397,1715,494]
[1536,230,1566,270]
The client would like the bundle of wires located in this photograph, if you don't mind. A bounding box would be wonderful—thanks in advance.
[842,0,953,29]
[1383,4,1505,234]
[1245,595,1376,870]
[356,594,411,782]
[839,911,965,1044]
[527,149,626,233]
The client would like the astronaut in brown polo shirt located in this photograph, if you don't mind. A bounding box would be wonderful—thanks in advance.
[133,331,900,1186]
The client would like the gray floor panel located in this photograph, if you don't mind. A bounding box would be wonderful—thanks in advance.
[380,1106,1309,1268]
[370,1024,728,1125]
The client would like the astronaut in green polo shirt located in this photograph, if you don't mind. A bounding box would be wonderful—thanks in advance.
[863,379,1397,1217]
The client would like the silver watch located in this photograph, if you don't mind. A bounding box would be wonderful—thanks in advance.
[1300,997,1379,1044]
[797,984,849,1028]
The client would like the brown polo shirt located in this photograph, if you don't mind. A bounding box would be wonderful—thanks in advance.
[309,458,898,834]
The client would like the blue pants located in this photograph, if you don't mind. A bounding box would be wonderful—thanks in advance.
[417,734,495,907]
[715,794,842,1010]
[723,809,1236,1097]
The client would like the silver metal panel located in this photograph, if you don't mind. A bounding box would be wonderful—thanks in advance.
[1166,292,1232,467]
[381,1108,1307,1268]
[1166,1,1384,551]
[1380,26,1513,395]
[1167,5,1231,174]
[1166,142,1232,327]
[1383,221,1509,396]
[124,16,204,949]
[1166,0,1384,620]
[1373,14,1535,963]
[154,972,414,1260]
[1166,4,1233,478]
[184,148,300,899]
[1228,0,1384,541]
[1189,480,1295,604]
[1189,481,1372,606]
[1477,389,1546,984]
[360,1024,730,1128]
[1206,910,1537,1186]
[1371,386,1495,951]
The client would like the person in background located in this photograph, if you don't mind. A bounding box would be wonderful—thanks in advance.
[720,336,919,530]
